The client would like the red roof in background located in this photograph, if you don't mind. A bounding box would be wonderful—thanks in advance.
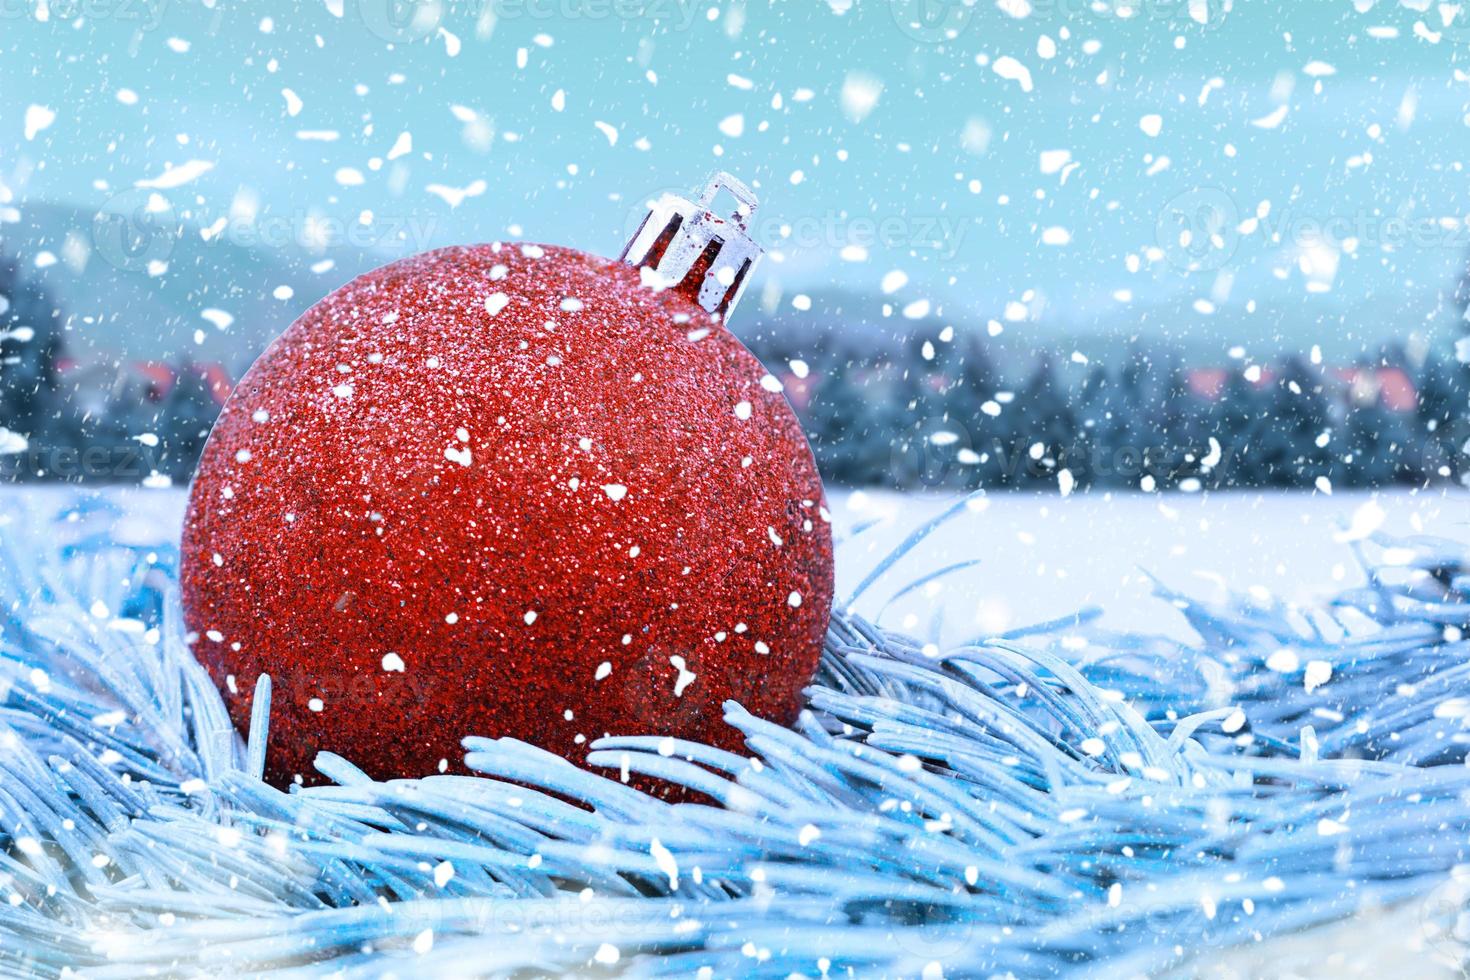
[1187,368,1226,400]
[781,372,816,412]
[54,358,235,407]
[195,363,233,405]
[134,363,174,399]
[1363,366,1417,412]
[1189,366,1419,413]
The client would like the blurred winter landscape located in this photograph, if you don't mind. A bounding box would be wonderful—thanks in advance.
[4,0,1470,973]
[3,2,1470,494]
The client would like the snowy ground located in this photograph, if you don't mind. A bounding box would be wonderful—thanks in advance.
[3,483,1466,976]
[835,485,1470,644]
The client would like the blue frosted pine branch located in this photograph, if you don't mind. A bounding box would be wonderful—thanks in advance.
[0,496,1465,977]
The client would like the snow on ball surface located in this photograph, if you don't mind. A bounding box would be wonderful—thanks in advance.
[181,243,834,788]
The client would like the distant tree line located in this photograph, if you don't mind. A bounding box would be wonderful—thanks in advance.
[745,327,1470,493]
[2,248,1469,492]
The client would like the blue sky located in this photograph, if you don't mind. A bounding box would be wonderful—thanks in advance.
[3,0,1469,360]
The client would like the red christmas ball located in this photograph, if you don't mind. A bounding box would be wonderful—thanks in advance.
[180,176,834,789]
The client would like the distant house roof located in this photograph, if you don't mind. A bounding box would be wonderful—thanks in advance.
[1187,365,1419,413]
[55,358,234,407]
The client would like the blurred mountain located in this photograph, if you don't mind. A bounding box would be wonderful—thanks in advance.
[0,200,394,375]
[737,280,1463,372]
[3,201,1463,381]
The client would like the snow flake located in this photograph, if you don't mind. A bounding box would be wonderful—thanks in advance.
[991,56,1034,93]
[135,159,214,190]
[669,655,696,696]
[840,71,883,122]
[201,309,234,331]
[23,105,55,141]
[426,180,486,208]
[1266,648,1300,673]
[0,428,29,455]
[1039,150,1071,175]
[1251,105,1289,130]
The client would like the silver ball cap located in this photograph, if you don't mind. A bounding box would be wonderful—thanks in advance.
[619,172,764,320]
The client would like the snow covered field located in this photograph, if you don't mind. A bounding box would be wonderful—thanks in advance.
[835,485,1470,642]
